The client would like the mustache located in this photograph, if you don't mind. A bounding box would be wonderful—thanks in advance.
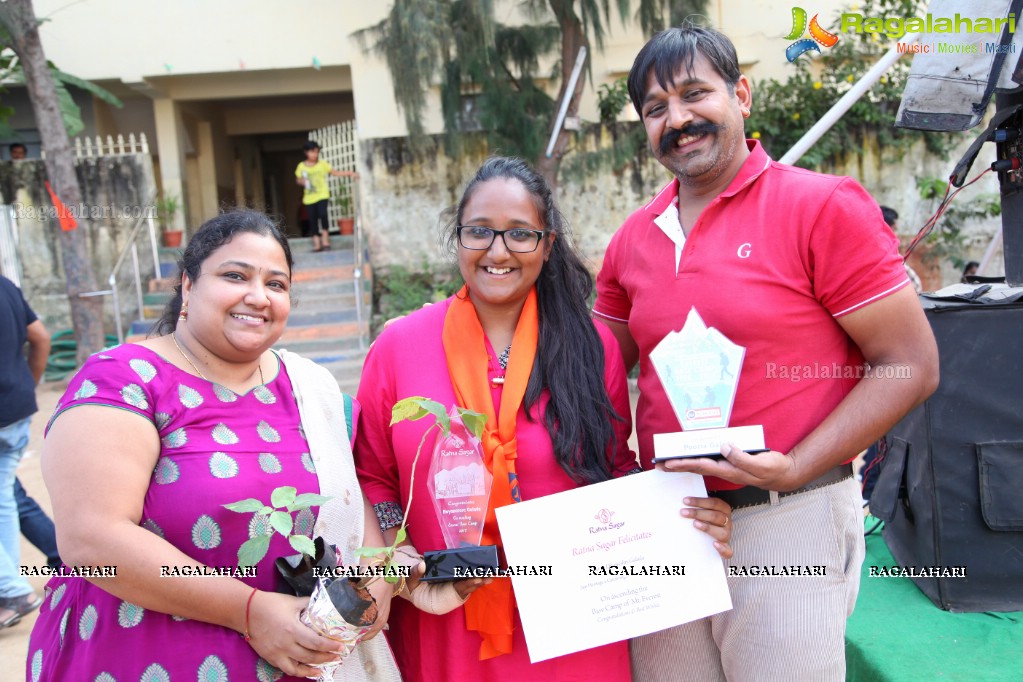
[660,121,721,155]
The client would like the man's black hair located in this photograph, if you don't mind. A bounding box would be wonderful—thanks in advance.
[880,206,899,228]
[627,22,742,117]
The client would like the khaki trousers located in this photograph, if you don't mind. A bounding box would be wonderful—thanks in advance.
[630,477,864,682]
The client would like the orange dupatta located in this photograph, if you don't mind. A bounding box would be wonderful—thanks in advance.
[441,285,538,659]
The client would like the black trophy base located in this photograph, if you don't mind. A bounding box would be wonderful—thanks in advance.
[421,545,500,583]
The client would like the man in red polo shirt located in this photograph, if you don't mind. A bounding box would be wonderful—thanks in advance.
[594,24,939,681]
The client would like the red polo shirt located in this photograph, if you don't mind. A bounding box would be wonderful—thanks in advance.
[595,141,909,491]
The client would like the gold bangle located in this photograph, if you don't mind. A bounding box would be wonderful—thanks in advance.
[391,576,407,596]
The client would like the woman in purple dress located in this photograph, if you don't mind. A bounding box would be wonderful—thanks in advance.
[27,211,395,681]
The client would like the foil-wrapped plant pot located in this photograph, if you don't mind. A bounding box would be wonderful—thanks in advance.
[276,537,382,681]
[274,536,336,597]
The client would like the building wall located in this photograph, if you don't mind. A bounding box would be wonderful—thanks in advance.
[0,156,159,332]
[24,0,864,238]
[32,0,852,142]
[357,125,1004,290]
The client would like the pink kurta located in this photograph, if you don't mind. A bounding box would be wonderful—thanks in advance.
[355,297,637,682]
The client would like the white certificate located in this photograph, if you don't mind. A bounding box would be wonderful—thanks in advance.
[495,470,732,663]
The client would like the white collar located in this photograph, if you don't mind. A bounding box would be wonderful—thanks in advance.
[653,196,685,276]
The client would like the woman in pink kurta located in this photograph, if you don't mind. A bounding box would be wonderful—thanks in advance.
[357,300,635,681]
[28,211,395,681]
[354,157,734,682]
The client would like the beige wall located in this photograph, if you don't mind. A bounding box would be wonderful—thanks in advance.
[342,0,854,138]
[32,0,854,143]
[34,0,353,82]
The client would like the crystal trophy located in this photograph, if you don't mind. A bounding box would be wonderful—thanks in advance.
[421,409,500,582]
[650,307,765,461]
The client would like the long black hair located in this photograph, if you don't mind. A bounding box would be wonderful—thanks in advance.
[151,209,293,336]
[446,156,622,485]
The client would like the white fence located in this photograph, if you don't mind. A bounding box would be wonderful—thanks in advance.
[41,133,150,160]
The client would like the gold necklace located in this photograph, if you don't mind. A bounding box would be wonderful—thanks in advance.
[171,333,265,386]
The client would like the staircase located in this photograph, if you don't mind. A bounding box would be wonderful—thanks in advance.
[132,236,371,396]
[278,236,370,396]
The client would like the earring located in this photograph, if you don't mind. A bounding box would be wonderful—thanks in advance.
[178,304,188,322]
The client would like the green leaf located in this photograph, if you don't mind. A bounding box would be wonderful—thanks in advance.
[52,79,84,137]
[457,408,488,440]
[289,534,316,558]
[385,574,399,584]
[353,546,388,558]
[394,527,407,544]
[259,506,274,516]
[287,493,332,512]
[51,68,123,107]
[223,498,266,513]
[270,486,297,509]
[269,511,293,537]
[418,399,450,434]
[237,535,271,567]
[390,396,430,425]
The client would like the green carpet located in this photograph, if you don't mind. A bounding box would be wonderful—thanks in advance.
[845,517,1023,681]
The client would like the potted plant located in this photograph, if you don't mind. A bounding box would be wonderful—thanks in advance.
[355,397,489,577]
[156,194,182,247]
[335,185,355,236]
[224,485,383,679]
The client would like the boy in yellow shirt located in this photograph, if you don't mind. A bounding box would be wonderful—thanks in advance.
[295,140,357,251]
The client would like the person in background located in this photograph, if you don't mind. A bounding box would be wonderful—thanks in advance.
[297,202,312,239]
[9,143,27,160]
[0,275,50,628]
[961,260,980,283]
[295,141,358,252]
[881,206,922,293]
[594,24,938,681]
[28,210,397,681]
[355,156,733,682]
[16,479,61,570]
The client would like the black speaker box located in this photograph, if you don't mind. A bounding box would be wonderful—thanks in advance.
[872,293,1023,612]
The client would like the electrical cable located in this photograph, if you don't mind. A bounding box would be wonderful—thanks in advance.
[904,168,993,260]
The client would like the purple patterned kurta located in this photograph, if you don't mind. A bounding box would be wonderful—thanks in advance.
[27,343,349,682]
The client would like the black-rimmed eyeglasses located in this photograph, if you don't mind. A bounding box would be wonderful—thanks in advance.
[456,226,546,253]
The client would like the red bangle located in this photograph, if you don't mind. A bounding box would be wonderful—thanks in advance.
[243,587,258,641]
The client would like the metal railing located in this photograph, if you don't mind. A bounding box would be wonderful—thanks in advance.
[352,178,367,350]
[81,193,161,343]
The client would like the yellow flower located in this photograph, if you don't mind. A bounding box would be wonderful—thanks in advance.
[813,81,823,89]
[793,112,801,120]
[846,74,855,82]
[880,76,888,84]
[751,131,761,139]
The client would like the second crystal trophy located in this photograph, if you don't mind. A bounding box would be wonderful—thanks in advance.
[650,307,765,461]
[421,409,501,582]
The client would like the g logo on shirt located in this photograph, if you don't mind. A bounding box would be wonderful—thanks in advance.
[737,243,752,258]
